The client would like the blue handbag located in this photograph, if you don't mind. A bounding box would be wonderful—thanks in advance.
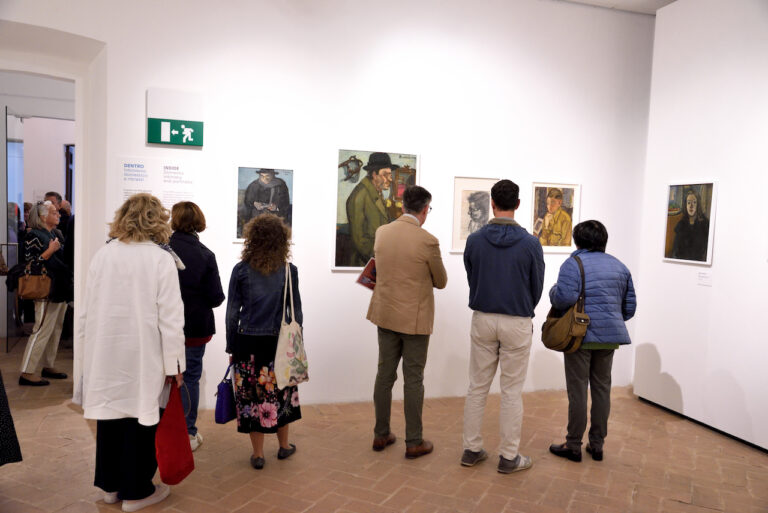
[214,365,236,424]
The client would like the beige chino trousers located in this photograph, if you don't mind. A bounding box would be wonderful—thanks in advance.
[20,301,68,374]
[462,311,532,460]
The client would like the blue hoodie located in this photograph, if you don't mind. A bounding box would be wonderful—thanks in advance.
[464,218,545,317]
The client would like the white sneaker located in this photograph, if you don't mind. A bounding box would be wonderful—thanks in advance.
[103,491,119,504]
[189,432,203,452]
[121,483,169,512]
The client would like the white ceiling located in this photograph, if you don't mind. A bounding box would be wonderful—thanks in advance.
[561,0,676,15]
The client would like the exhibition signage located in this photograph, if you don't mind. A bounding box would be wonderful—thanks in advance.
[147,118,204,146]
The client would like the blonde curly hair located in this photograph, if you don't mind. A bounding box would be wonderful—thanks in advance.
[109,193,171,243]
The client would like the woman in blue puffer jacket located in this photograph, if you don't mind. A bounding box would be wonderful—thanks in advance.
[548,220,636,463]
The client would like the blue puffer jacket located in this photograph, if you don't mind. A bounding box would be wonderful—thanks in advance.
[549,249,636,344]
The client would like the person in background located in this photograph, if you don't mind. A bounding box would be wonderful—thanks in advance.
[58,199,72,232]
[18,201,72,386]
[0,369,22,467]
[548,220,636,463]
[73,193,185,511]
[367,185,447,459]
[461,179,544,473]
[18,202,35,326]
[44,191,62,208]
[226,213,302,470]
[169,201,225,452]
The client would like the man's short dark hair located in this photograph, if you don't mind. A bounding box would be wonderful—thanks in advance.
[403,185,432,214]
[45,191,62,203]
[573,220,608,252]
[490,180,519,211]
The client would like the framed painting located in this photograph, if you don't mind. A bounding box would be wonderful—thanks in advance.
[334,149,418,269]
[451,177,498,253]
[663,182,716,265]
[237,167,293,239]
[532,183,580,253]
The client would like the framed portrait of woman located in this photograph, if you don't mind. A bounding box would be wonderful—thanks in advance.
[663,182,717,265]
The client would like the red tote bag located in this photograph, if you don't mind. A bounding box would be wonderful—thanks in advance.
[155,385,194,485]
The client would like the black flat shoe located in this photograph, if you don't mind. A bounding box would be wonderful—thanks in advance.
[277,443,296,460]
[41,369,68,379]
[549,443,582,462]
[586,444,603,461]
[19,376,50,387]
[250,455,265,469]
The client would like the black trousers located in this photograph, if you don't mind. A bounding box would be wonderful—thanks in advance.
[95,418,157,500]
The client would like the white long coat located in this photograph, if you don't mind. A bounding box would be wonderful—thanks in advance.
[73,240,186,426]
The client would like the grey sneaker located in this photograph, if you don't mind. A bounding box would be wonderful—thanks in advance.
[497,454,532,474]
[460,449,488,467]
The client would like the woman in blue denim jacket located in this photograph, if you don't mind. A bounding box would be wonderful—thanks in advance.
[548,220,636,463]
[226,214,302,470]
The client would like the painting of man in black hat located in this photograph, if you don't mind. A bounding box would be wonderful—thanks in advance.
[237,167,293,238]
[335,150,418,268]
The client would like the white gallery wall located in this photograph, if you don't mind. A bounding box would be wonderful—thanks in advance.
[22,117,74,203]
[633,0,768,449]
[0,0,653,408]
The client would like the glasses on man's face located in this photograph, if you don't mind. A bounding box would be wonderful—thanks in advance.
[428,206,433,213]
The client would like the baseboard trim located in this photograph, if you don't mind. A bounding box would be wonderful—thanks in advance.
[637,395,767,454]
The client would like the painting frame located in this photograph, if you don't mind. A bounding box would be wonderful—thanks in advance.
[531,182,581,253]
[333,149,419,271]
[450,177,499,253]
[663,181,717,266]
[236,166,294,241]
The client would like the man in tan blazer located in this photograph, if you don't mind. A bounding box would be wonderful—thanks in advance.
[367,185,447,459]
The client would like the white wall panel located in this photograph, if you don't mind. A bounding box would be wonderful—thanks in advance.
[634,0,768,449]
[0,0,654,408]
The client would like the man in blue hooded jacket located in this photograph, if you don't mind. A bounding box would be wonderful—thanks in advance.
[460,179,545,474]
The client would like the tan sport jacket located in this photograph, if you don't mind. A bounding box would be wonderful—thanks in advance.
[367,215,447,335]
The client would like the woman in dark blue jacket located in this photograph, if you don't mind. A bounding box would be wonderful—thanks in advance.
[226,213,302,471]
[548,220,636,463]
[169,202,225,451]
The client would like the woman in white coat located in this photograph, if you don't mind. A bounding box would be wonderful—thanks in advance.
[74,193,186,512]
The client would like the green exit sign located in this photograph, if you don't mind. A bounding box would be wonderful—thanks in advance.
[147,118,204,146]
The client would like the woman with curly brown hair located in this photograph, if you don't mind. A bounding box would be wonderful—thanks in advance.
[226,213,303,470]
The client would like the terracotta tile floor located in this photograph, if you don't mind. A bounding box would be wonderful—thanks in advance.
[1,343,767,513]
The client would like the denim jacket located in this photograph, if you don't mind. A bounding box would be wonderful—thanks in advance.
[225,261,302,353]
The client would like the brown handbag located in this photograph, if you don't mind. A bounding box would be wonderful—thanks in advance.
[17,262,51,300]
[541,255,590,353]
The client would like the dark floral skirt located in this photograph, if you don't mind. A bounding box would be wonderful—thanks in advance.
[232,335,301,434]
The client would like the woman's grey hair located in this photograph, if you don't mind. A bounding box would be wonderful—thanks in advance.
[28,201,53,230]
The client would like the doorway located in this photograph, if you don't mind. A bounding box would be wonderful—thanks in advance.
[1,71,76,353]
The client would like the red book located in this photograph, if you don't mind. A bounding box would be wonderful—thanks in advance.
[356,257,376,290]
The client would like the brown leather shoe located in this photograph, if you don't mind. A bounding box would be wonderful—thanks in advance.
[405,440,434,459]
[372,433,396,451]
